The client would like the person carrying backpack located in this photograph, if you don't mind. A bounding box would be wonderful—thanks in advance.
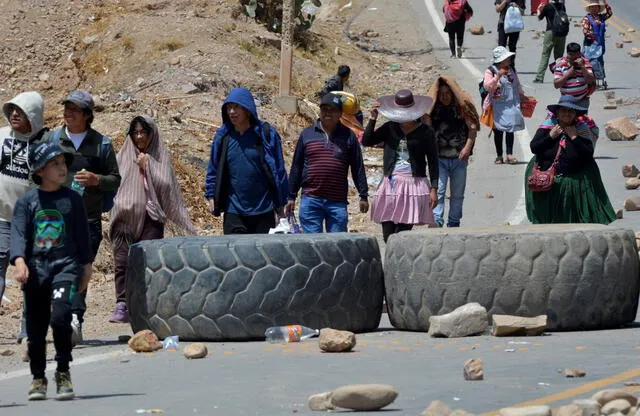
[533,0,569,83]
[482,47,527,165]
[443,0,473,59]
[46,90,121,343]
[205,88,289,234]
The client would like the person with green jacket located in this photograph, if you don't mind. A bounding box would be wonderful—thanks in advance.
[48,90,121,345]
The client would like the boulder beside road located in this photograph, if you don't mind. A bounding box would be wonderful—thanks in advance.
[128,330,162,353]
[491,314,547,336]
[605,117,638,141]
[318,328,356,353]
[428,303,488,338]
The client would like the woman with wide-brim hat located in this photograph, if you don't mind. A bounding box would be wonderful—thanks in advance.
[482,46,527,165]
[362,89,439,242]
[524,95,615,224]
[582,0,612,88]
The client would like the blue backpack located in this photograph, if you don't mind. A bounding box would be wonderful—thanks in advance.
[50,128,116,212]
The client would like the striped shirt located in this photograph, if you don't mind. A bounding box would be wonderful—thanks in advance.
[553,56,594,100]
[288,121,368,203]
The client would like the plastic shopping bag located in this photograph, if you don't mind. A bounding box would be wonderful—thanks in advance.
[504,4,524,34]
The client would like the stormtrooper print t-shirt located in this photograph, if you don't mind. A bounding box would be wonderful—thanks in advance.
[10,187,91,285]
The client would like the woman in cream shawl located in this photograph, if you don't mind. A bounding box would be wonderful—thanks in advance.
[108,116,196,323]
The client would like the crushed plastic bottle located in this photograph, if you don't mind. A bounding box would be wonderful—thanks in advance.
[71,169,86,195]
[162,336,179,350]
[264,325,319,343]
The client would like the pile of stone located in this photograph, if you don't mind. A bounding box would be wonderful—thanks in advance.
[426,303,547,338]
[498,388,638,416]
[622,164,640,212]
[416,388,638,416]
[128,330,209,359]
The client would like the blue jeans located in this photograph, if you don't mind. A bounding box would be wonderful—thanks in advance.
[0,221,10,306]
[433,158,468,227]
[299,196,348,233]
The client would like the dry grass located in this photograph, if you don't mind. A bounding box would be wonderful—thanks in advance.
[237,39,266,57]
[222,22,236,32]
[120,35,134,53]
[80,47,113,76]
[152,39,186,53]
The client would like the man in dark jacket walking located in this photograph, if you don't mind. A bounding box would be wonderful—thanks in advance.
[205,88,289,234]
[317,65,351,99]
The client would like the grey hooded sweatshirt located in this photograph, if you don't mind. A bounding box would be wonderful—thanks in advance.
[0,92,45,222]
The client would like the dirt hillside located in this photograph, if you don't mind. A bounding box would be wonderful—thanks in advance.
[0,0,440,359]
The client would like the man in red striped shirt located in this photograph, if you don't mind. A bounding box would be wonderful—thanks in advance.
[285,93,369,233]
[553,42,596,109]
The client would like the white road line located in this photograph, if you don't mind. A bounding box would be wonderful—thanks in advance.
[0,350,130,382]
[423,0,533,225]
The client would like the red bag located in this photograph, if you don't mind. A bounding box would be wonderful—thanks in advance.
[444,0,466,23]
[527,142,562,192]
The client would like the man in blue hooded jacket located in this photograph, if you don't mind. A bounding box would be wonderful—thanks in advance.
[205,88,289,234]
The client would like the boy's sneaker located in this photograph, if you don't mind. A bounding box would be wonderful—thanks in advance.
[109,302,129,323]
[71,313,82,346]
[28,377,47,401]
[55,371,75,401]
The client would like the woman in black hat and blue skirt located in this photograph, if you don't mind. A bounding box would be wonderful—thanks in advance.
[362,90,439,242]
[525,95,615,224]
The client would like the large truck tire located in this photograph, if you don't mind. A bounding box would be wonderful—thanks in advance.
[126,233,383,341]
[384,225,640,331]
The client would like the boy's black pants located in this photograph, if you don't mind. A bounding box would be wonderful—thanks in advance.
[25,280,74,379]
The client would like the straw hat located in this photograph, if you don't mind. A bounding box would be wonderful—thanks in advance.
[584,0,603,13]
[377,90,433,123]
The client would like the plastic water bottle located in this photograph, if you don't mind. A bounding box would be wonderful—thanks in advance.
[264,325,319,343]
[71,169,86,195]
[162,335,179,350]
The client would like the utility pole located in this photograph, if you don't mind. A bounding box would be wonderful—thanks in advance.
[275,0,298,114]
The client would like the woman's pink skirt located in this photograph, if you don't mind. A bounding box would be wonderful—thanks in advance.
[370,172,434,225]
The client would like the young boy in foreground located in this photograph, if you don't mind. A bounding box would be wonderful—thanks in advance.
[10,140,92,400]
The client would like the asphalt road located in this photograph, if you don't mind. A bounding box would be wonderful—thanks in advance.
[411,0,640,230]
[1,1,639,415]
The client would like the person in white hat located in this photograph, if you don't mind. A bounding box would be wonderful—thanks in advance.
[482,46,527,165]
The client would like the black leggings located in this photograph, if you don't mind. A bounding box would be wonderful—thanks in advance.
[26,281,74,379]
[381,222,413,243]
[497,23,519,65]
[493,130,514,157]
[447,20,465,55]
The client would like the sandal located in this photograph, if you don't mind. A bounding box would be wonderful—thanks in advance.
[506,155,518,164]
[494,156,504,164]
